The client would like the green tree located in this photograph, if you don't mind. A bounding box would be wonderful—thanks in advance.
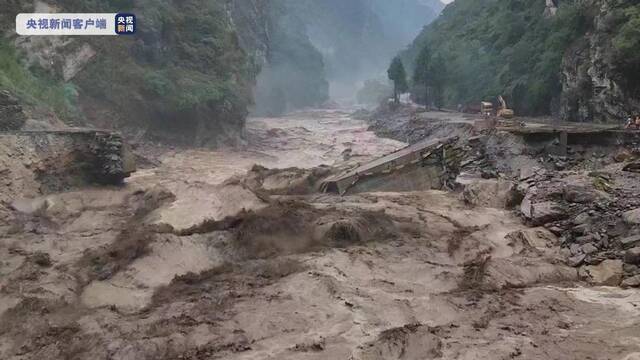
[430,54,447,109]
[613,5,640,93]
[401,0,594,117]
[387,56,408,104]
[413,45,431,107]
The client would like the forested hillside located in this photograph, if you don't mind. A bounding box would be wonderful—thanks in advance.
[404,0,640,122]
[0,0,445,143]
[2,0,258,145]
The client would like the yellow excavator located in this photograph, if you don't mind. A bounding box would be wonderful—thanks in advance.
[480,102,493,117]
[477,96,521,129]
[497,95,515,119]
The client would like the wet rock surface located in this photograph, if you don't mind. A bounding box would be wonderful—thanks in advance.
[515,167,640,284]
[367,107,640,287]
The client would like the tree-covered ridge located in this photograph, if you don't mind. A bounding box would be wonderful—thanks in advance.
[404,0,596,116]
[80,0,256,144]
[403,0,640,121]
[611,5,640,95]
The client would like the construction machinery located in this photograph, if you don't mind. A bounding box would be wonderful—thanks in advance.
[497,95,515,119]
[480,102,493,117]
[474,96,522,129]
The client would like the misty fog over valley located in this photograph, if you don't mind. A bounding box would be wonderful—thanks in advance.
[2,1,640,359]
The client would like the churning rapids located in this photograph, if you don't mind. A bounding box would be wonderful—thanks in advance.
[2,109,640,359]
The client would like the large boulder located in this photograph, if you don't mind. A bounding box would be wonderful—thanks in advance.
[462,179,519,209]
[563,185,599,204]
[567,254,586,267]
[579,260,623,286]
[624,247,640,265]
[506,227,558,252]
[521,199,567,225]
[622,275,640,288]
[623,208,640,226]
[620,235,640,249]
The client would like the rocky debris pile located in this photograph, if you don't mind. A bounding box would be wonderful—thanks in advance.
[91,132,136,185]
[361,104,476,144]
[0,130,136,198]
[0,91,26,131]
[620,146,640,174]
[461,177,521,209]
[34,130,136,190]
[516,166,640,286]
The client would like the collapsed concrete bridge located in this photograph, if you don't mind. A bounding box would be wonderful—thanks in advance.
[321,136,466,195]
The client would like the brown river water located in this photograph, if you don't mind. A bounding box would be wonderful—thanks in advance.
[1,109,640,359]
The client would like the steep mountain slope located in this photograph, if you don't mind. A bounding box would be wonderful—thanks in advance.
[2,0,257,146]
[240,0,329,116]
[297,0,443,88]
[404,0,640,122]
[1,0,445,141]
[371,0,445,46]
[561,0,640,121]
[250,0,444,114]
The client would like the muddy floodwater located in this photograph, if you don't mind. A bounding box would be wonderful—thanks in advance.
[2,110,640,359]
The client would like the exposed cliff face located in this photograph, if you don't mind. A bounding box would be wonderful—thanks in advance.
[238,0,443,115]
[234,0,329,116]
[295,0,443,95]
[561,0,640,122]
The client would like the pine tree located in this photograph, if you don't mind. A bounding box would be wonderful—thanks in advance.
[413,45,431,107]
[430,54,447,109]
[387,56,408,104]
